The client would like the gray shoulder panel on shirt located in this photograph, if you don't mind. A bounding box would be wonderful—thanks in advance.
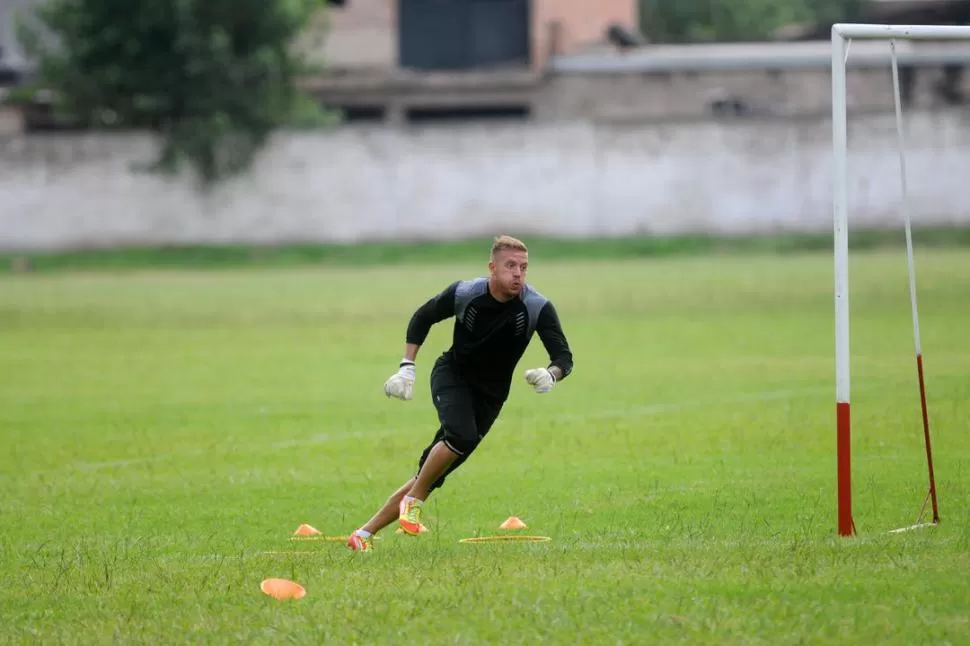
[455,277,489,323]
[520,284,549,336]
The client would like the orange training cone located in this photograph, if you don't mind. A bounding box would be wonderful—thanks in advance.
[260,578,306,600]
[500,516,527,530]
[293,524,321,537]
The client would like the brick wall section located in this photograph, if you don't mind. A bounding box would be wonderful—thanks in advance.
[532,0,639,70]
[297,0,397,71]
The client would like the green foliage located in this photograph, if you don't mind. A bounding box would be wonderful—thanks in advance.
[639,0,865,43]
[1,84,40,106]
[16,0,334,187]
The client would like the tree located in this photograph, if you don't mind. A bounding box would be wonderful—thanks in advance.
[16,0,334,187]
[638,0,865,43]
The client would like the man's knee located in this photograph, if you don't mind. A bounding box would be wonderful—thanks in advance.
[435,397,480,456]
[442,423,481,456]
[417,440,467,492]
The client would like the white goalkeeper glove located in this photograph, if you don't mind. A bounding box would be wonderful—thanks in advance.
[384,359,416,400]
[524,367,556,394]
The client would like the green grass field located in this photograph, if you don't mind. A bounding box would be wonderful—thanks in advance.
[1,247,969,644]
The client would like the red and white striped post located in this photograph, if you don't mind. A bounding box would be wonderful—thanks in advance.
[831,26,854,537]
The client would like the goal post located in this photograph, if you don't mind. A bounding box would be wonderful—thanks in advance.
[830,23,965,537]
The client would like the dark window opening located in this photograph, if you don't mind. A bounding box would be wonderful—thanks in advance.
[399,0,530,71]
[406,104,530,124]
[333,105,387,123]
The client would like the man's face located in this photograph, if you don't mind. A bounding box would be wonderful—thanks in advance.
[489,249,528,298]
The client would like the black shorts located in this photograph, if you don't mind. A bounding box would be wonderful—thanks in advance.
[416,357,503,492]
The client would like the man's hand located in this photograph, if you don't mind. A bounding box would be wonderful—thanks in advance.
[384,360,416,400]
[524,367,556,394]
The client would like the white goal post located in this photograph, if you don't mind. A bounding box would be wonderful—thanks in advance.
[830,24,970,537]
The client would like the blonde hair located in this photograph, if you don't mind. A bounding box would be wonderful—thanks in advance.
[490,235,528,257]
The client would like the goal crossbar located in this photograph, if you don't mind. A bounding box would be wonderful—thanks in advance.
[833,23,970,40]
[830,23,960,537]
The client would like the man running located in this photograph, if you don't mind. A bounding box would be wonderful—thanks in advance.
[346,235,575,551]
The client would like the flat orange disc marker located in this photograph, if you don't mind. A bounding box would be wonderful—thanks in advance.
[260,578,306,600]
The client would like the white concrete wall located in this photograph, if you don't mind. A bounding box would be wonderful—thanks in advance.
[2,111,970,251]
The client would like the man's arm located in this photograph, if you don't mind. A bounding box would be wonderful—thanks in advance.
[403,281,459,359]
[535,300,574,382]
[384,282,459,401]
[403,343,420,363]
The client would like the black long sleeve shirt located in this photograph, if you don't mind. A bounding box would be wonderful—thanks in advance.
[406,278,574,402]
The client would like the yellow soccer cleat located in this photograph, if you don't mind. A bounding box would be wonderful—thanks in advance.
[398,497,424,536]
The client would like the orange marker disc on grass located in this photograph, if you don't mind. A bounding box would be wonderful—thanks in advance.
[260,578,306,600]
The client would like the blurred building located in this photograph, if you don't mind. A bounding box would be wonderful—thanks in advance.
[298,0,970,126]
[299,0,638,73]
[297,0,641,124]
[3,0,970,131]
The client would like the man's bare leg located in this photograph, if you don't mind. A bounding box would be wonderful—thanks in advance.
[406,441,460,501]
[359,477,416,535]
[397,440,461,535]
[351,442,458,540]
